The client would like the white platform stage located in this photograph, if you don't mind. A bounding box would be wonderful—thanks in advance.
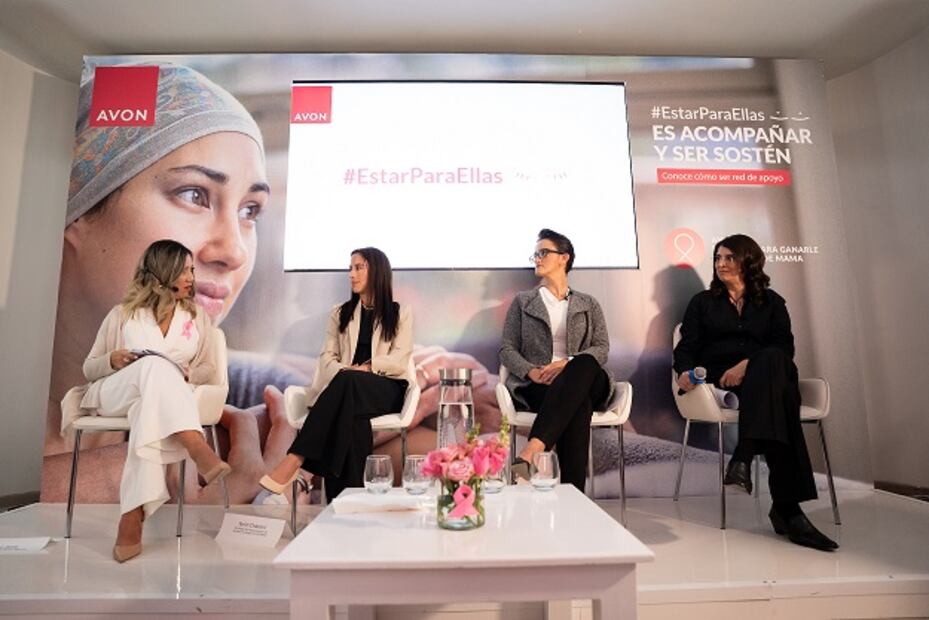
[1,488,928,620]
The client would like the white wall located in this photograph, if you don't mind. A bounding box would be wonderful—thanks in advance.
[0,49,76,496]
[827,24,929,489]
[774,60,874,484]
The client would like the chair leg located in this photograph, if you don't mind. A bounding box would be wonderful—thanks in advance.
[290,477,311,534]
[754,455,761,498]
[587,428,595,499]
[321,477,327,508]
[176,459,186,537]
[618,424,626,527]
[65,429,83,539]
[291,480,298,536]
[818,421,841,525]
[508,424,517,483]
[401,428,408,466]
[673,420,690,501]
[208,425,229,510]
[718,422,726,530]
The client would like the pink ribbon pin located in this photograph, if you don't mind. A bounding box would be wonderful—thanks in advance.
[181,320,194,340]
[448,483,478,519]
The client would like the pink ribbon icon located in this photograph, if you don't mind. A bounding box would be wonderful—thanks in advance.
[448,483,478,519]
[181,320,194,340]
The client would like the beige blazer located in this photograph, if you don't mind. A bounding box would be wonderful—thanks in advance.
[306,302,414,408]
[60,304,217,436]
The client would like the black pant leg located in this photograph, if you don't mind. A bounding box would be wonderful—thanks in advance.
[520,355,610,492]
[554,393,594,491]
[288,371,406,501]
[739,347,817,503]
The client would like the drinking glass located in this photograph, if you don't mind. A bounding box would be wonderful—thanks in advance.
[364,454,394,494]
[402,455,430,495]
[530,451,560,491]
[483,469,506,494]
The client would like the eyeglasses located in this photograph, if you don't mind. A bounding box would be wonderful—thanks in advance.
[529,249,567,263]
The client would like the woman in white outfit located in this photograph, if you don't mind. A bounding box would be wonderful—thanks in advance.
[67,239,231,562]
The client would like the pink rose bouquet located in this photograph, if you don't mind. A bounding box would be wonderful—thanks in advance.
[422,420,510,530]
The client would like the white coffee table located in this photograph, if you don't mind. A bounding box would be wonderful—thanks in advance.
[273,484,653,620]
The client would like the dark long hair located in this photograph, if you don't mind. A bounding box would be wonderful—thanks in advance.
[709,234,771,305]
[338,247,400,341]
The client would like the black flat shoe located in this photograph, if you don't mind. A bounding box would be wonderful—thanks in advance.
[724,459,753,495]
[511,458,531,484]
[769,507,839,552]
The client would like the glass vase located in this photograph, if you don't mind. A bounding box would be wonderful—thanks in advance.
[436,480,485,530]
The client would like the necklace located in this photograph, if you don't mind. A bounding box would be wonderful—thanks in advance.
[729,294,745,313]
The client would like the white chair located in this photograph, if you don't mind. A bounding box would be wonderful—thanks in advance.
[494,365,632,524]
[63,328,230,539]
[282,358,421,533]
[670,324,840,529]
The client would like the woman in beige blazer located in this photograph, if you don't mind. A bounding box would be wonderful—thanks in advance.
[261,247,413,502]
[63,240,231,562]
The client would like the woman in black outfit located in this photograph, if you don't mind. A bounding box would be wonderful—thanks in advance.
[260,248,413,502]
[674,234,838,551]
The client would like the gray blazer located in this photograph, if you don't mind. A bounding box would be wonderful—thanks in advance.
[499,287,614,410]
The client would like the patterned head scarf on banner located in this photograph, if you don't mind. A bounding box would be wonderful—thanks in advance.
[66,63,265,226]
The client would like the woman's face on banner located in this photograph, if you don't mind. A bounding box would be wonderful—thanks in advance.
[66,132,269,323]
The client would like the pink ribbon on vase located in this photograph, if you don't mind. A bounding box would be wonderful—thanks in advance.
[448,483,478,519]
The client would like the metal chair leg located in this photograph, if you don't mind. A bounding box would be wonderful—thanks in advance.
[176,459,186,537]
[673,421,690,501]
[65,429,83,539]
[618,424,626,526]
[507,423,517,483]
[718,422,726,530]
[587,428,595,499]
[208,425,229,510]
[290,477,310,535]
[818,421,841,525]
[401,428,408,466]
[754,454,761,498]
[291,480,298,536]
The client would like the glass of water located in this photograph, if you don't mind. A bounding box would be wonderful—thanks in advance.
[531,451,560,491]
[483,468,506,494]
[364,454,394,494]
[402,455,430,495]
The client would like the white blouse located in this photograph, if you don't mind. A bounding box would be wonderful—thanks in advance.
[539,286,569,362]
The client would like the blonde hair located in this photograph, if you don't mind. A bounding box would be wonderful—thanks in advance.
[122,239,197,324]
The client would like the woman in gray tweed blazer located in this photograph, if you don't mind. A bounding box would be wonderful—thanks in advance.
[499,229,614,491]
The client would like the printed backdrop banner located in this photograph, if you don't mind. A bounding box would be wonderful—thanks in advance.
[41,54,848,505]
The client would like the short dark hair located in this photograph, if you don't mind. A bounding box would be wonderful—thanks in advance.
[537,228,575,272]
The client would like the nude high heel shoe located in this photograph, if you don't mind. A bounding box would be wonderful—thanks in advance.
[259,470,301,495]
[113,510,145,563]
[201,460,232,485]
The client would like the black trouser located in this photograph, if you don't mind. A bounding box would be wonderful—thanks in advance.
[729,347,817,504]
[288,370,406,502]
[518,354,611,492]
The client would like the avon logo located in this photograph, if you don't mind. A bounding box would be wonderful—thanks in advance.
[89,66,159,127]
[291,85,332,124]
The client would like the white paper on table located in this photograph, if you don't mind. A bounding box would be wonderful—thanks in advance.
[331,493,427,515]
[0,537,51,553]
[215,513,285,548]
[713,387,740,409]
